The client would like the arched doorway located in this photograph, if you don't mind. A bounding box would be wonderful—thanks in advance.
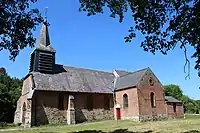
[22,102,26,124]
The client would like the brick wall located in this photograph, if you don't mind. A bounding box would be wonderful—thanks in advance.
[14,92,30,125]
[137,69,167,120]
[166,102,184,118]
[14,74,33,125]
[115,88,139,120]
[21,75,32,95]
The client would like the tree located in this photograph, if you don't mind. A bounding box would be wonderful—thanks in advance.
[0,68,22,123]
[164,84,183,100]
[0,0,43,61]
[181,95,190,113]
[0,68,7,76]
[1,1,200,79]
[79,0,200,79]
[164,84,200,113]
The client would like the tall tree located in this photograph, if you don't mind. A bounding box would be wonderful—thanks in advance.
[0,68,22,123]
[0,0,43,61]
[79,0,200,78]
[1,0,200,79]
[164,84,183,100]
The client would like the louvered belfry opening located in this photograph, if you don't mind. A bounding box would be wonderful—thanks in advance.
[29,19,56,74]
[38,51,55,73]
[29,50,55,74]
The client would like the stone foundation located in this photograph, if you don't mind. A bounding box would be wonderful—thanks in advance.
[121,116,140,121]
[75,109,114,123]
[35,107,67,125]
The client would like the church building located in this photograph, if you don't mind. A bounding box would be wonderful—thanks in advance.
[14,19,184,127]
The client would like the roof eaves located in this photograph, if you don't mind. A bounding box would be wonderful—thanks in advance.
[115,85,137,92]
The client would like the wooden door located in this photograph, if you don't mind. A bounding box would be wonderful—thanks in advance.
[116,108,121,120]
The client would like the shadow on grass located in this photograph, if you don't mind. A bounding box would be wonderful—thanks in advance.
[182,130,200,133]
[72,129,153,133]
[39,129,153,133]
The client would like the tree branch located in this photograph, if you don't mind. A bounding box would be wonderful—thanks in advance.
[183,45,190,80]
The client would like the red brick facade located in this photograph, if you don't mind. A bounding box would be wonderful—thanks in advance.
[114,88,139,120]
[114,69,183,121]
[166,102,184,118]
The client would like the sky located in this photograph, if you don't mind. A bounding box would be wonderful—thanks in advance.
[0,1,200,99]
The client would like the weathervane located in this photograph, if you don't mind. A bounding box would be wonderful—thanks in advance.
[45,7,48,20]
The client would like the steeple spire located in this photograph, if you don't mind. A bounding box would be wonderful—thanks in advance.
[36,7,55,52]
[29,8,56,74]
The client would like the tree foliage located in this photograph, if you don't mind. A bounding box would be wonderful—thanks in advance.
[0,67,22,123]
[79,0,200,78]
[0,0,43,61]
[164,84,183,100]
[164,84,200,114]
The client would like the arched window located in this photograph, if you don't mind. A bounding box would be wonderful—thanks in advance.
[22,102,26,111]
[22,102,26,124]
[150,92,156,108]
[123,94,128,109]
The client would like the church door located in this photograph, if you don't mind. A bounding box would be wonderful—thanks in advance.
[116,108,121,120]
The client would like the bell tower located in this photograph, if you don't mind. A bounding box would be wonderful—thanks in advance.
[29,19,56,74]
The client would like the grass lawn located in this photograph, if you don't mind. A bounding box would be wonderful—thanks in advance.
[2,115,200,133]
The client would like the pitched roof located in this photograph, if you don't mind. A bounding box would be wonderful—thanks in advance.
[32,65,114,93]
[115,68,149,91]
[115,70,130,77]
[165,96,182,103]
[36,20,55,52]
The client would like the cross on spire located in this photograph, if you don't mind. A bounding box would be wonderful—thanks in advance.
[45,7,48,20]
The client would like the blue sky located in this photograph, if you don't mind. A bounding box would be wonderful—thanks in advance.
[0,1,199,99]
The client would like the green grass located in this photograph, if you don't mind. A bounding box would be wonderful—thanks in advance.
[184,114,200,119]
[1,114,200,133]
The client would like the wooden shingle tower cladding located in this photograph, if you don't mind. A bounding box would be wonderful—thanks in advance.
[29,20,56,73]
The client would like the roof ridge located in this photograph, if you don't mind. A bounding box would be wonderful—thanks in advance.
[118,67,149,78]
[63,65,113,74]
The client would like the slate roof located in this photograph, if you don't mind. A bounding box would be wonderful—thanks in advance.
[32,65,114,94]
[115,68,149,91]
[115,70,130,77]
[36,20,56,52]
[165,96,182,103]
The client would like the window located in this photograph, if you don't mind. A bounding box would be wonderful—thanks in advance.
[104,95,110,110]
[23,102,26,111]
[22,102,26,124]
[149,77,154,86]
[58,93,64,110]
[123,94,128,109]
[173,103,176,112]
[150,92,156,108]
[87,94,93,110]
